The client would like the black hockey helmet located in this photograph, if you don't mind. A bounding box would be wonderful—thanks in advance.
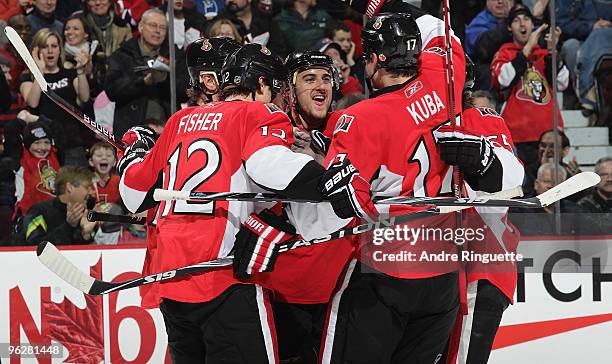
[220,43,286,97]
[284,50,339,91]
[186,37,241,88]
[465,53,475,90]
[362,12,421,72]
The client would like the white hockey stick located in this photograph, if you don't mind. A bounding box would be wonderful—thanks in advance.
[4,26,124,150]
[152,172,598,208]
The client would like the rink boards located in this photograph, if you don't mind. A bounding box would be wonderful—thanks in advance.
[0,236,611,363]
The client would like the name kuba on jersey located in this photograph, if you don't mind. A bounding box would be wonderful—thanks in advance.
[406,90,445,125]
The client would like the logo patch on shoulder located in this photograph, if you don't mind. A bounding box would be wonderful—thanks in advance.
[476,107,499,117]
[404,80,423,99]
[264,103,283,114]
[423,47,446,57]
[333,114,354,134]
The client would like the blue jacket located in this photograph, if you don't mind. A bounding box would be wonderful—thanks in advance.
[557,0,612,41]
[465,9,499,57]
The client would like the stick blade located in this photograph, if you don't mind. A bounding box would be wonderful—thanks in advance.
[4,26,48,92]
[37,241,95,294]
[538,171,601,207]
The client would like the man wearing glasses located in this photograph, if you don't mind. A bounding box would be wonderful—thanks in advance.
[105,8,189,140]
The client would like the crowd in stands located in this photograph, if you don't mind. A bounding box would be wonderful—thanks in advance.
[0,0,610,246]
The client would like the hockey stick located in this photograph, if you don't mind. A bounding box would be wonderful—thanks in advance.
[36,205,466,295]
[152,171,598,208]
[37,185,536,295]
[4,26,124,151]
[87,211,146,225]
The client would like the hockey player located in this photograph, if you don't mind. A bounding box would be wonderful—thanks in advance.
[185,36,241,106]
[444,56,524,364]
[117,43,358,364]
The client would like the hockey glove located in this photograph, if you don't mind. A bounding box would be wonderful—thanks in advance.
[116,140,148,176]
[121,126,158,151]
[310,130,331,155]
[433,125,498,177]
[319,158,379,222]
[232,210,297,280]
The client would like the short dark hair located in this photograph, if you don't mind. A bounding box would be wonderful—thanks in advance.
[325,21,351,39]
[55,166,94,196]
[88,142,116,159]
[539,129,570,149]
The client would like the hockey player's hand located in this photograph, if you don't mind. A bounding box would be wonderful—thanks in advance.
[116,141,148,175]
[232,210,297,280]
[310,130,331,155]
[434,125,498,177]
[121,126,158,151]
[319,158,379,222]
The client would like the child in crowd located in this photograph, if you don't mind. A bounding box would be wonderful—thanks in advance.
[88,142,119,207]
[14,121,60,219]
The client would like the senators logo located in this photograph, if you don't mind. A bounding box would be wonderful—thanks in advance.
[201,38,212,51]
[264,103,283,114]
[516,68,551,105]
[333,114,354,135]
[476,107,499,117]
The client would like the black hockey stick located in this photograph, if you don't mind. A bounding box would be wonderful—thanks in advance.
[87,211,146,225]
[153,172,599,208]
[4,26,125,151]
[37,204,470,295]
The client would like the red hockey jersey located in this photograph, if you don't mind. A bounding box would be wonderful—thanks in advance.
[14,148,60,216]
[491,43,565,143]
[120,101,314,303]
[93,174,120,205]
[323,15,467,279]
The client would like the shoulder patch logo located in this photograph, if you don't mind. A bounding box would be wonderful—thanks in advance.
[476,107,500,117]
[423,47,446,57]
[333,114,354,135]
[264,103,283,114]
[404,80,423,99]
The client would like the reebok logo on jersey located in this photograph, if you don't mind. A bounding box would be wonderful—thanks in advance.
[406,91,446,125]
[404,81,423,99]
[324,164,356,192]
[476,107,500,117]
[333,114,354,134]
[423,47,446,57]
[246,215,265,233]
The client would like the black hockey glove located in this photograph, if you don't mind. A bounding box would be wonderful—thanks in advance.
[116,140,148,176]
[319,157,379,222]
[434,125,498,177]
[232,209,297,280]
[310,130,331,155]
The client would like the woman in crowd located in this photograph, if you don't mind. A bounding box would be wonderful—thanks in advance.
[20,28,92,166]
[208,19,243,44]
[63,13,98,93]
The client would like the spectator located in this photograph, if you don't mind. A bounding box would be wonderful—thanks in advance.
[27,0,63,35]
[84,0,132,81]
[0,0,21,22]
[88,141,119,205]
[325,21,355,66]
[510,162,584,235]
[522,129,584,199]
[105,8,189,140]
[214,0,287,56]
[20,28,92,166]
[208,18,243,43]
[471,89,496,108]
[0,14,31,92]
[194,0,225,19]
[9,120,60,219]
[162,0,207,50]
[17,165,95,245]
[578,156,612,212]
[492,4,569,172]
[314,39,362,97]
[275,0,332,53]
[63,13,100,94]
[465,0,513,57]
[557,0,612,120]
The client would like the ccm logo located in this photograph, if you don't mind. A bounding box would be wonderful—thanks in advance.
[324,164,356,192]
